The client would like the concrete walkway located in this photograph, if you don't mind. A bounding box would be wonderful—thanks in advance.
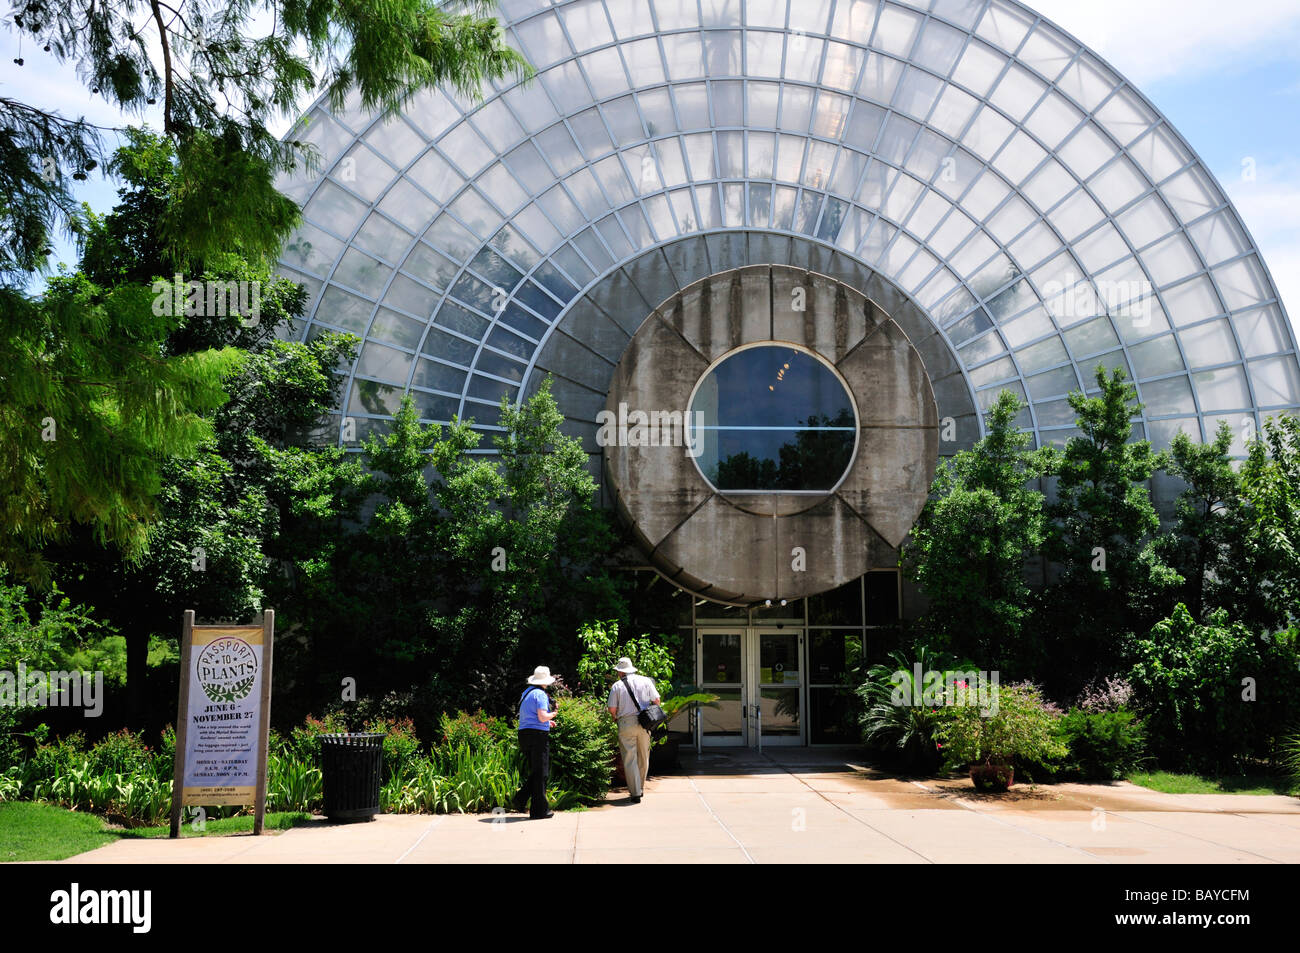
[67,748,1300,864]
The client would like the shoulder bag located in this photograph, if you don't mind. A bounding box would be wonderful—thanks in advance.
[620,675,667,731]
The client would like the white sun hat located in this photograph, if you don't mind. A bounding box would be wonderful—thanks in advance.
[527,666,557,686]
[613,657,637,674]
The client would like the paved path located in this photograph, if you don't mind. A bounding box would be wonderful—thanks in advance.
[67,749,1300,864]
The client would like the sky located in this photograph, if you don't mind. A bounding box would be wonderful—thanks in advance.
[4,0,1299,339]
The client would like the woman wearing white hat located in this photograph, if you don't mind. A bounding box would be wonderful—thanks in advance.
[515,666,559,819]
[606,657,660,803]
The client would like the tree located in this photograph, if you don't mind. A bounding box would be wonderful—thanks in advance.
[901,389,1054,672]
[285,379,624,732]
[1219,414,1300,632]
[0,273,244,583]
[2,0,529,281]
[1041,367,1178,687]
[1155,421,1239,622]
[37,129,362,724]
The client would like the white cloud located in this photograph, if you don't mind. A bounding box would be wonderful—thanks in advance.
[1029,0,1300,84]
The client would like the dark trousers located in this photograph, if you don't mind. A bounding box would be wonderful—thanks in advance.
[516,729,550,817]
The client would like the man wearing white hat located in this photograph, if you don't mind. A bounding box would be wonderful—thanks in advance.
[606,657,660,803]
[515,665,559,819]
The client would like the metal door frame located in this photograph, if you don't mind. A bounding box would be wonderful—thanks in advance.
[696,627,805,747]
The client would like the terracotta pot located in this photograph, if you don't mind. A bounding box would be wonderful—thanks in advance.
[969,762,1014,792]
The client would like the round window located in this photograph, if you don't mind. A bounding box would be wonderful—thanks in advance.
[689,346,857,492]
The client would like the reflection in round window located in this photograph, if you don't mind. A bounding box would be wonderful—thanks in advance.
[690,346,856,492]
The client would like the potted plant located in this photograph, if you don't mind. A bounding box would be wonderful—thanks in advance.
[648,691,720,770]
[934,682,1066,791]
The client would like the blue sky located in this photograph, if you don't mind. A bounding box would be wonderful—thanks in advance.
[5,0,1299,339]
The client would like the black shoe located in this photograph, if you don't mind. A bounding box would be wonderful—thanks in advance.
[531,810,555,819]
[629,795,641,804]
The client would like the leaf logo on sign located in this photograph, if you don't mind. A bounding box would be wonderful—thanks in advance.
[197,638,258,703]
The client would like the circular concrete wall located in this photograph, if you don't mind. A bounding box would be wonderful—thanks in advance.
[603,265,938,604]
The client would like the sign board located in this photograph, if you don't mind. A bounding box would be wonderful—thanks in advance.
[169,610,274,837]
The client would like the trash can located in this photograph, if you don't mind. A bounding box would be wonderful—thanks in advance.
[319,732,384,821]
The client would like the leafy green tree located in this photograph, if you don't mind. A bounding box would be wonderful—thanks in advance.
[1128,603,1299,772]
[38,129,362,723]
[1219,414,1300,632]
[901,389,1054,671]
[0,568,103,765]
[1155,421,1239,622]
[288,380,623,730]
[1041,367,1177,685]
[0,273,243,583]
[2,0,529,280]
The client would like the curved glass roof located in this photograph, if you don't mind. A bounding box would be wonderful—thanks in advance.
[275,0,1300,455]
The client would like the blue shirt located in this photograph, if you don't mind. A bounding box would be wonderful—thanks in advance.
[518,687,551,731]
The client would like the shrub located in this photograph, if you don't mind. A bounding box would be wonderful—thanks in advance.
[24,732,87,787]
[282,712,350,764]
[1284,726,1300,794]
[1054,708,1148,780]
[548,695,617,804]
[575,620,677,698]
[857,643,974,771]
[1128,604,1300,772]
[267,752,322,812]
[86,729,153,777]
[364,716,422,781]
[935,682,1067,771]
[438,710,511,755]
[1074,676,1135,714]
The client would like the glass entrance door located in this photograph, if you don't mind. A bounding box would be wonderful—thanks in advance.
[751,628,803,745]
[697,628,804,746]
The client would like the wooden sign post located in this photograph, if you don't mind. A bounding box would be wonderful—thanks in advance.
[169,610,275,838]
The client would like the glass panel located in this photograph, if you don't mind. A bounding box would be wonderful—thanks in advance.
[809,687,860,744]
[304,180,369,236]
[382,273,438,318]
[402,242,458,290]
[1193,366,1251,411]
[691,347,856,491]
[378,179,439,234]
[1249,356,1300,406]
[1181,318,1240,367]
[1057,123,1115,181]
[1063,315,1120,355]
[1162,275,1222,327]
[1129,126,1190,185]
[872,3,923,57]
[1161,166,1222,225]
[1141,375,1196,415]
[808,630,863,684]
[758,634,800,737]
[1142,233,1201,288]
[1235,305,1290,359]
[1188,211,1251,268]
[1016,335,1069,374]
[1118,195,1178,250]
[356,342,413,383]
[1129,335,1186,379]
[990,64,1046,123]
[370,308,426,350]
[1024,91,1084,151]
[865,571,900,624]
[858,51,905,104]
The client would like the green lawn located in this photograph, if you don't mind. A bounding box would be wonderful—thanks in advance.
[0,802,119,862]
[0,803,315,861]
[123,812,313,839]
[1128,770,1298,796]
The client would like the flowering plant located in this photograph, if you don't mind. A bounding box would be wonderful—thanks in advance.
[934,681,1066,769]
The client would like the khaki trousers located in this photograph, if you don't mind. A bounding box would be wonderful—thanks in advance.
[617,720,651,798]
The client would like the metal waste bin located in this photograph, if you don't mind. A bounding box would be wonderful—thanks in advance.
[319,732,384,821]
